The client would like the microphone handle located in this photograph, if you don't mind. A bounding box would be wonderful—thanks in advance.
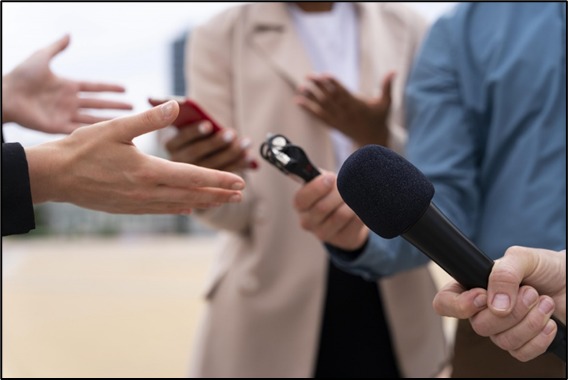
[403,203,566,362]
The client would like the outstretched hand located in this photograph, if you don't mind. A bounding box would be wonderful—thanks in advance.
[25,100,246,215]
[2,34,132,134]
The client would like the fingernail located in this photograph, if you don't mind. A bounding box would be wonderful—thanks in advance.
[198,121,212,134]
[223,130,235,143]
[161,100,175,120]
[473,293,487,308]
[240,137,252,149]
[229,194,242,203]
[543,320,556,335]
[231,182,245,190]
[492,293,510,311]
[323,174,334,188]
[246,156,259,169]
[538,298,554,314]
[522,288,539,307]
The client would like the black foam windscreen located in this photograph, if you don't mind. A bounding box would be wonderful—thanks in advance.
[337,145,435,239]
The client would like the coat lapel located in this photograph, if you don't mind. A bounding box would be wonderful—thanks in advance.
[357,3,383,98]
[248,3,313,88]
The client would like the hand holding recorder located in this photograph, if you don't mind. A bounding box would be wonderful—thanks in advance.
[260,133,369,251]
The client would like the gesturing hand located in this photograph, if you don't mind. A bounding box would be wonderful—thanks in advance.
[2,34,132,134]
[25,100,246,214]
[295,72,395,147]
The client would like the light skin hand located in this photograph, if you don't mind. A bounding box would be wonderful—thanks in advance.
[165,120,256,173]
[25,100,245,214]
[295,72,395,147]
[293,171,368,250]
[2,34,132,134]
[487,246,565,323]
[433,246,566,362]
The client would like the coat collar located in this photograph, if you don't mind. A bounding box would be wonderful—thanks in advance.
[248,3,311,89]
[247,2,379,95]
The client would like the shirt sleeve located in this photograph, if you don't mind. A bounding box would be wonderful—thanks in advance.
[2,142,36,236]
[326,233,431,280]
[326,8,482,280]
[405,8,481,242]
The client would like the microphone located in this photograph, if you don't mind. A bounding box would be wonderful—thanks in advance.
[337,144,566,362]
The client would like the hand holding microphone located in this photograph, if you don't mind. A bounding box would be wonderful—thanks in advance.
[433,246,566,362]
[260,134,369,250]
[336,145,566,362]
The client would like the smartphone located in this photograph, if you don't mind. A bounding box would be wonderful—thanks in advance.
[150,96,259,169]
[148,97,223,132]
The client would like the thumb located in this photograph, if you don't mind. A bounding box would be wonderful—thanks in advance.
[110,100,180,142]
[379,71,396,106]
[487,246,537,315]
[44,34,71,59]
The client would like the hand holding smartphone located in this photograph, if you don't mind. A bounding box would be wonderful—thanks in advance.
[150,96,258,171]
[148,97,223,132]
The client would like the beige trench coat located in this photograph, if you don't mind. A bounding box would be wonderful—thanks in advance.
[186,3,449,377]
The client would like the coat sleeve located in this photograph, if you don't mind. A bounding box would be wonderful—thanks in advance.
[2,142,36,236]
[186,10,254,235]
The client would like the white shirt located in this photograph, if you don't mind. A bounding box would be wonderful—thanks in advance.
[289,2,359,170]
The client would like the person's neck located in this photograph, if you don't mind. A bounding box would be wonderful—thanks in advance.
[294,2,334,13]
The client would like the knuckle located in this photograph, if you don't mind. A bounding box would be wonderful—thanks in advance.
[470,318,492,337]
[299,216,312,231]
[492,332,519,351]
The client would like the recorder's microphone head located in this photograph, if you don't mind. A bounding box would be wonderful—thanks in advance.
[337,145,434,239]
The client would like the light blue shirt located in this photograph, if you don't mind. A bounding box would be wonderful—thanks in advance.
[329,2,566,280]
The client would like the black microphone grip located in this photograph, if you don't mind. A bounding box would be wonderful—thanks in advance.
[404,203,566,362]
[281,145,320,183]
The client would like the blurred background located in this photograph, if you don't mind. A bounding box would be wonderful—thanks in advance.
[2,2,456,378]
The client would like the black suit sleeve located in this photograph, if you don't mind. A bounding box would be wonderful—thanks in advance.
[2,142,36,236]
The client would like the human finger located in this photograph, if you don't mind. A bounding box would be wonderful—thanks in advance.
[432,282,487,319]
[109,100,179,141]
[78,82,127,93]
[471,286,541,337]
[508,318,557,362]
[294,172,335,212]
[78,98,133,110]
[489,294,555,354]
[44,34,71,59]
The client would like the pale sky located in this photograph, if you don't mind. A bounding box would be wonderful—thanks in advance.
[2,2,456,152]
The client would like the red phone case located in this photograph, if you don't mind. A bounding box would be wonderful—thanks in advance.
[148,97,222,132]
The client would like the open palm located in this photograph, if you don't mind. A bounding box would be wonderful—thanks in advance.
[2,35,132,134]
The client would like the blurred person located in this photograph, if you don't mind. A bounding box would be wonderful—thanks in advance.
[325,2,566,378]
[2,35,245,237]
[433,246,566,363]
[165,3,448,377]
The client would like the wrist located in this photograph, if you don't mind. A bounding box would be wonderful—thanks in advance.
[2,75,17,124]
[356,101,389,147]
[25,140,69,204]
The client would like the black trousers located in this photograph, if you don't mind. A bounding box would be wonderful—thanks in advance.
[314,260,401,378]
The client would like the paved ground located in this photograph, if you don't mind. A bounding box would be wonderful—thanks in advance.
[2,235,455,378]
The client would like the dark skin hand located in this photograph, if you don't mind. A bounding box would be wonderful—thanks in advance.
[165,120,257,173]
[295,72,395,147]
